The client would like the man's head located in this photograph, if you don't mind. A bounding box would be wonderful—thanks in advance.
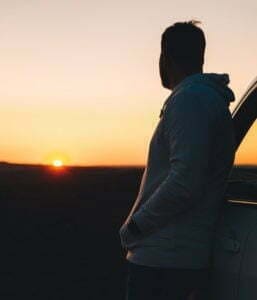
[159,20,206,90]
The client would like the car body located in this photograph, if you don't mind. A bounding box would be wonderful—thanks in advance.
[208,77,257,300]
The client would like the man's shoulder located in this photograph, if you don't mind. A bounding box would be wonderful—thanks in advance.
[164,85,211,114]
[172,82,220,104]
[164,82,227,119]
[161,85,227,133]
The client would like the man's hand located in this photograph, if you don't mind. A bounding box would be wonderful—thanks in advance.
[119,218,143,250]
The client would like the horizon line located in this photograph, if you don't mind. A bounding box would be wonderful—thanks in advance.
[0,161,146,168]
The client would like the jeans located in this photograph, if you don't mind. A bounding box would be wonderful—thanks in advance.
[125,261,211,300]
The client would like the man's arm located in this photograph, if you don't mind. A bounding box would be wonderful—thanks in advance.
[130,90,215,237]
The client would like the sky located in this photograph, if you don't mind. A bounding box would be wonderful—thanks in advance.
[0,0,257,166]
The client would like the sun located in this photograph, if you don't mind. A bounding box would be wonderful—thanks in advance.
[52,159,63,168]
[43,151,70,168]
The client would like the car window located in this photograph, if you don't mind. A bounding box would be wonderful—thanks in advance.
[227,119,257,204]
[234,120,257,165]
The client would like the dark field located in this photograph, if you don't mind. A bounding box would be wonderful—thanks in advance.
[0,163,256,300]
[0,163,144,300]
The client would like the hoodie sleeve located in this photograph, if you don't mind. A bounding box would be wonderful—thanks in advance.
[130,90,215,236]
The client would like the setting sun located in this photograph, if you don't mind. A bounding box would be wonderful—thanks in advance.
[43,151,70,167]
[52,160,63,168]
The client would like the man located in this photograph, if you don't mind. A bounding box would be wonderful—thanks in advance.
[119,20,236,299]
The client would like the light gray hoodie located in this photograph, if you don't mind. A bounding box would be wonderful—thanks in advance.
[119,72,236,268]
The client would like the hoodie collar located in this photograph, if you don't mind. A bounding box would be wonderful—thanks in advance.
[159,72,235,118]
[172,72,235,104]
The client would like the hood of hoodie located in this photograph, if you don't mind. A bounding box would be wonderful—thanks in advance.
[172,72,235,106]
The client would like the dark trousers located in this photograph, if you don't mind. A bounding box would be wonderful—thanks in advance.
[125,261,211,300]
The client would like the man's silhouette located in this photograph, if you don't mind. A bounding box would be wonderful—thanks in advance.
[119,20,236,299]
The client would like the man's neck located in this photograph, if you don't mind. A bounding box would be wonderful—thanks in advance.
[171,69,203,91]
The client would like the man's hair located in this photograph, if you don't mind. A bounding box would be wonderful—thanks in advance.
[161,20,206,71]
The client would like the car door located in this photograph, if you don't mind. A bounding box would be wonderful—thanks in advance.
[208,77,257,300]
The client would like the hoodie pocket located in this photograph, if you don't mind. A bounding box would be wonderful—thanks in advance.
[138,229,177,250]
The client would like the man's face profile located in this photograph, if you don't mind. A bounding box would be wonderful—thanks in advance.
[159,52,176,90]
[159,52,171,89]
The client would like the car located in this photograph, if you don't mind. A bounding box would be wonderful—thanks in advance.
[208,77,257,300]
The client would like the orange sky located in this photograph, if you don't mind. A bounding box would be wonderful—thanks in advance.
[0,1,257,166]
